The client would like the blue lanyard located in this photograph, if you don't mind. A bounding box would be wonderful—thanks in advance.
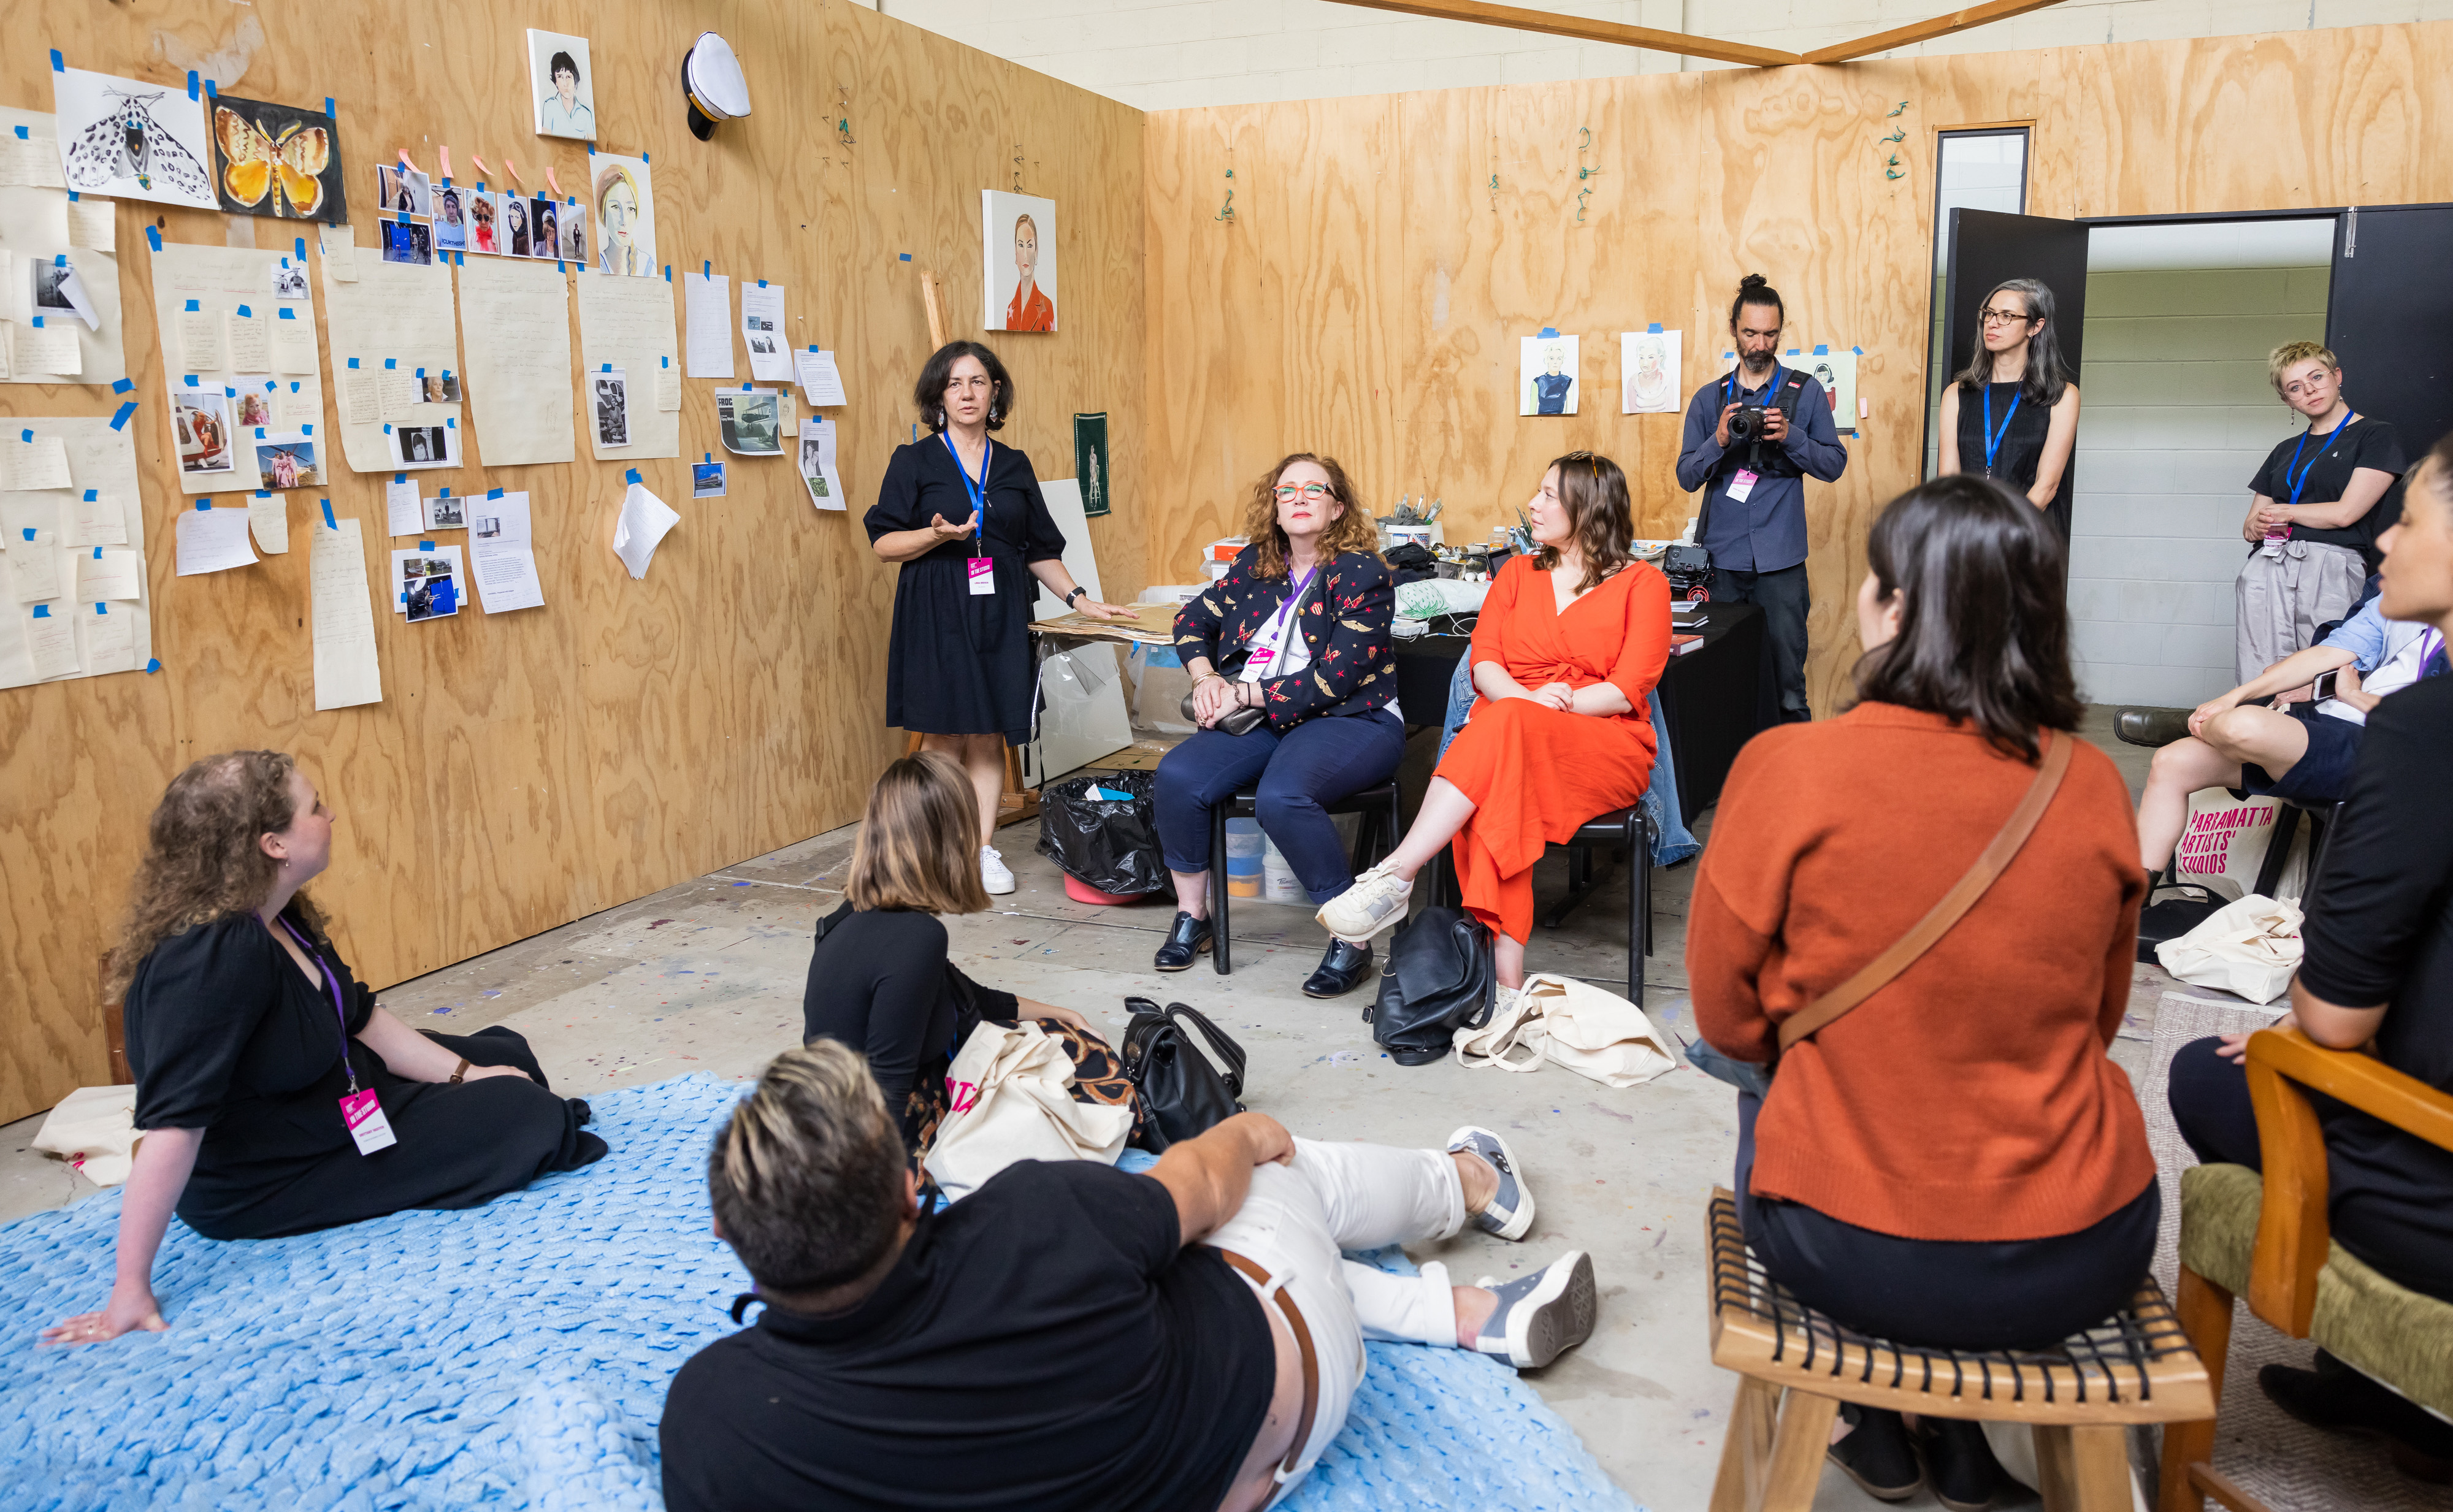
[2284,412,2352,506]
[275,914,361,1094]
[1980,383,2022,475]
[941,430,992,523]
[1726,364,1781,410]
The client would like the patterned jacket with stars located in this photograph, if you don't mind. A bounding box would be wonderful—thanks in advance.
[1171,545,1396,730]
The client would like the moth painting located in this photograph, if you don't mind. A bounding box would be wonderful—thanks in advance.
[50,65,218,210]
[210,96,345,224]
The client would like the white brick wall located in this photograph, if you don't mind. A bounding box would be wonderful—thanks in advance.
[2065,266,2330,708]
[877,0,2452,110]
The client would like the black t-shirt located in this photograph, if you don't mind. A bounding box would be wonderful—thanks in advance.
[2246,416,2406,559]
[2298,673,2453,1298]
[802,904,1019,1142]
[659,1160,1277,1512]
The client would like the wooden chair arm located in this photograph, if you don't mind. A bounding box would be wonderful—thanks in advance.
[2243,1026,2453,1337]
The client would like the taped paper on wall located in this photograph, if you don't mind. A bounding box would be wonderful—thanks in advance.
[310,515,382,709]
[470,491,544,613]
[0,416,150,688]
[174,505,259,575]
[797,417,844,511]
[576,272,681,459]
[457,254,576,467]
[613,478,679,579]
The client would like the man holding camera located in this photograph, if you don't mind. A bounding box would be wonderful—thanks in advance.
[1675,273,1848,722]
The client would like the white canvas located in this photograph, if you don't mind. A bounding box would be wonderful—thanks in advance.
[51,66,216,210]
[982,189,1057,333]
[1520,334,1579,417]
[592,153,655,277]
[1620,329,1683,414]
[528,31,599,141]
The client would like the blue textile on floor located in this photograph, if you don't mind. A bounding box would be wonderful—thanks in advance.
[3,1077,1636,1512]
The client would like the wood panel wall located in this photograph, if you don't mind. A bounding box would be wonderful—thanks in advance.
[1139,22,2453,706]
[0,0,1145,1123]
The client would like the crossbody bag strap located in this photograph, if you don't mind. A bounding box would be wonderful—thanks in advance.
[1775,730,2073,1053]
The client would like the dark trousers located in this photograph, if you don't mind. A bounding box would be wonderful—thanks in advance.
[1713,563,1812,722]
[1152,709,1404,904]
[1735,1090,2159,1351]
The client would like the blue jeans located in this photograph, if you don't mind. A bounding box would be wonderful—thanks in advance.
[1154,709,1406,904]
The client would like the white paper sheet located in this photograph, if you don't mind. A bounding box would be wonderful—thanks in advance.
[67,489,126,546]
[1032,479,1106,621]
[310,516,382,709]
[576,273,681,460]
[385,476,423,538]
[246,493,289,554]
[391,544,467,619]
[64,196,113,249]
[470,491,545,613]
[1,434,71,491]
[0,416,149,688]
[151,243,329,494]
[796,417,846,512]
[10,548,61,603]
[174,505,258,575]
[684,270,733,378]
[456,256,576,467]
[794,348,847,407]
[319,222,358,283]
[12,321,79,375]
[270,317,317,373]
[0,128,66,188]
[23,606,76,679]
[0,493,57,547]
[740,280,790,381]
[0,107,127,387]
[74,546,142,599]
[85,602,135,672]
[320,255,462,473]
[177,307,223,370]
[53,265,99,330]
[613,479,679,579]
[50,67,217,210]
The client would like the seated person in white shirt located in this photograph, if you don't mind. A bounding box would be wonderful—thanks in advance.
[2137,591,2447,875]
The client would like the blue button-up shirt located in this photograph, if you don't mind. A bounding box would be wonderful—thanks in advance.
[1674,368,1849,573]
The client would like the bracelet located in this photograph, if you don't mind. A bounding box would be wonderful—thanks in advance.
[448,1057,470,1085]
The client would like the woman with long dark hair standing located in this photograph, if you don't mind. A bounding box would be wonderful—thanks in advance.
[1939,277,2083,536]
[866,342,1129,895]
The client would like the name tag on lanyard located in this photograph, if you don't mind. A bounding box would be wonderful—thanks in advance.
[968,556,995,596]
[1726,470,1759,503]
[341,1088,399,1154]
[946,432,997,596]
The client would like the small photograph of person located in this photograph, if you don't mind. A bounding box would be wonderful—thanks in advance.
[2230,340,2406,684]
[1937,277,2081,537]
[505,195,530,259]
[38,752,604,1348]
[432,186,467,253]
[1674,273,1849,724]
[237,391,273,428]
[1317,452,1672,994]
[1690,475,2154,1506]
[252,439,316,491]
[1004,213,1054,332]
[529,197,559,261]
[470,192,497,254]
[595,375,629,448]
[559,203,588,265]
[1154,452,1401,997]
[865,342,1129,894]
[379,220,432,266]
[422,373,461,405]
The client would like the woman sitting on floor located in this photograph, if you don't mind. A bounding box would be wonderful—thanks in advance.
[1315,451,1669,993]
[804,752,1128,1156]
[1154,451,1401,997]
[43,752,605,1348]
[1687,476,2157,1508]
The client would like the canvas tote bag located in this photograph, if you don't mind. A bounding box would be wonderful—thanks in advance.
[2154,894,2305,1004]
[924,1020,1135,1201]
[1454,972,1679,1088]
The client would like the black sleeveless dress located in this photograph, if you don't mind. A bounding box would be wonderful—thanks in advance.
[1957,380,2063,536]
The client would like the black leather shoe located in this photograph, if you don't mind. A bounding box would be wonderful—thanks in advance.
[2262,1351,2453,1478]
[1916,1415,2005,1512]
[1828,1404,1922,1502]
[1302,938,1374,998]
[2115,706,2194,748]
[1153,911,1213,971]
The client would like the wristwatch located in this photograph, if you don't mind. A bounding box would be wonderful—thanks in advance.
[1064,586,1089,607]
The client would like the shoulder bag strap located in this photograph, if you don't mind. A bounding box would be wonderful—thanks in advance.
[1775,731,2073,1053]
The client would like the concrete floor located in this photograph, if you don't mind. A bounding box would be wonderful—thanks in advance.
[4,709,2195,1511]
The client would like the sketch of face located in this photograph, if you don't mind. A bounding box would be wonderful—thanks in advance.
[1013,216,1038,287]
[602,179,637,247]
[1545,344,1564,376]
[1814,363,1835,388]
[554,65,579,113]
[1636,339,1663,380]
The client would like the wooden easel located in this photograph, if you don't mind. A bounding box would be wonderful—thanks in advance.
[903,270,1039,828]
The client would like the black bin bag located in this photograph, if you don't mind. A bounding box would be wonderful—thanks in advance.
[1035,769,1171,897]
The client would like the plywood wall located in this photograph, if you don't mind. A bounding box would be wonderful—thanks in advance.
[1139,22,2453,706]
[0,0,1145,1123]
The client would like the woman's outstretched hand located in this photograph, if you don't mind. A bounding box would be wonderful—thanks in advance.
[40,1283,167,1347]
[928,512,980,541]
[1068,597,1135,622]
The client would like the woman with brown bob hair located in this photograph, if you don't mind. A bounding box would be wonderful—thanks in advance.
[804,752,1131,1154]
[1154,451,1402,998]
[1317,452,1670,992]
[44,752,602,1348]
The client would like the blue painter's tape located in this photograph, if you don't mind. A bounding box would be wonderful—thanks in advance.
[280,307,296,319]
[1813,343,1829,355]
[50,48,64,72]
[224,387,235,398]
[112,378,132,394]
[303,424,314,435]
[660,356,668,368]
[186,71,199,99]
[808,344,817,353]
[110,403,136,430]
[183,375,197,386]
[383,424,392,435]
[704,452,712,464]
[642,152,649,163]
[601,364,611,372]
[236,304,252,318]
[416,367,426,380]
[296,237,307,261]
[32,604,51,618]
[740,383,751,391]
[289,381,299,392]
[446,418,455,429]
[254,427,266,439]
[662,265,672,281]
[438,487,450,498]
[348,357,360,368]
[324,98,333,117]
[420,539,435,550]
[625,468,641,484]
[185,299,200,311]
[18,527,31,540]
[1538,326,1558,338]
[321,499,336,529]
[557,261,565,272]
[10,126,23,139]
[30,316,42,329]
[67,191,77,200]
[83,489,96,501]
[488,487,503,500]
[384,357,396,368]
[899,253,911,262]
[254,492,269,501]
[1786,348,1799,356]
[394,473,406,483]
[702,261,710,276]
[53,253,64,267]
[196,500,212,511]
[1648,323,1663,333]
[758,279,767,288]
[94,601,106,614]
[455,251,465,266]
[145,658,161,673]
[146,226,162,252]
[204,78,216,101]
[1853,346,1864,355]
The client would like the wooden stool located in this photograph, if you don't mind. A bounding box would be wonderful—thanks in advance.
[1703,1188,2216,1511]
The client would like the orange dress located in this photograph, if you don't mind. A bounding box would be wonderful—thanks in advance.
[1005,282,1055,332]
[1436,556,1673,942]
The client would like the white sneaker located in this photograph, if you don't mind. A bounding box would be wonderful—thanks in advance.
[1314,860,1412,944]
[980,846,1015,895]
[1447,1124,1535,1240]
[1468,1251,1597,1370]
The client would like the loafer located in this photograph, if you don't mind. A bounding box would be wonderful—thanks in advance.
[1916,1414,2005,1512]
[1468,1250,1596,1369]
[2114,706,2194,748]
[1152,911,1212,971]
[1829,1405,1923,1502]
[1301,938,1373,998]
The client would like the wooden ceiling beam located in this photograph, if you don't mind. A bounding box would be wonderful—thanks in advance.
[1799,0,2068,64]
[1319,0,1802,69]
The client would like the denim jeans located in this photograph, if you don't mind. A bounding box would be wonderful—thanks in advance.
[1153,709,1405,904]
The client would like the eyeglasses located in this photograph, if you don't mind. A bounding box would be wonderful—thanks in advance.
[1273,483,1334,503]
[1978,308,2037,326]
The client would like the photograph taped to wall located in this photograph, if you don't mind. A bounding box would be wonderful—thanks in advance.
[529,31,598,141]
[559,202,588,266]
[693,462,726,498]
[1808,351,1859,433]
[390,421,455,468]
[716,389,785,454]
[380,220,432,265]
[469,191,498,254]
[51,66,216,210]
[431,185,469,253]
[271,261,310,300]
[1521,334,1580,416]
[529,197,559,262]
[1620,329,1682,415]
[425,491,466,529]
[593,153,654,277]
[421,371,460,403]
[372,163,431,218]
[982,189,1057,332]
[397,547,462,622]
[209,96,343,223]
[502,193,532,258]
[174,390,237,478]
[237,389,273,427]
[594,370,630,447]
[251,434,316,490]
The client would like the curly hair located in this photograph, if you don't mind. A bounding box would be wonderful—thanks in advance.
[1531,451,1636,593]
[106,750,321,999]
[913,341,1012,434]
[1239,452,1379,579]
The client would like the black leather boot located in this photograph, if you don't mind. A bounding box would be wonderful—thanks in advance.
[1153,911,1213,971]
[1828,1404,1923,1502]
[1916,1414,2004,1511]
[1302,937,1373,998]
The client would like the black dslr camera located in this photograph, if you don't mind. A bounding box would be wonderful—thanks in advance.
[1725,402,1773,445]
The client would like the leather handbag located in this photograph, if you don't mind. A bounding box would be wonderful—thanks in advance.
[1120,998,1248,1151]
[1179,690,1266,736]
[1363,904,1496,1066]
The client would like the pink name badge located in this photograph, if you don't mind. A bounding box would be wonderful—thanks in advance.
[1727,469,1759,504]
[340,1088,399,1155]
[967,557,995,596]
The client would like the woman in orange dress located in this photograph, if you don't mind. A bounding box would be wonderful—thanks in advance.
[1317,452,1671,989]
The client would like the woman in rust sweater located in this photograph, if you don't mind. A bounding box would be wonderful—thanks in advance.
[1690,476,2155,1508]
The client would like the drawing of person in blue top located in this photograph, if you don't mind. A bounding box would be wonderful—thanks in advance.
[1528,342,1576,416]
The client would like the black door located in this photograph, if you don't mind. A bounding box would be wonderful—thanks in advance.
[1937,208,2092,534]
[2327,204,2453,538]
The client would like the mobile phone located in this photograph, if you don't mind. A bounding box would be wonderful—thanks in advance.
[2311,670,2340,702]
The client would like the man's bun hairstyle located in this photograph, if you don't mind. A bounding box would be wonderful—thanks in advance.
[1729,272,1785,330]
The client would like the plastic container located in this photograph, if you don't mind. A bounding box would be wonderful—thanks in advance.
[1261,835,1306,904]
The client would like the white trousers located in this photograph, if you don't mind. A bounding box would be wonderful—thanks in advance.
[1203,1137,1468,1494]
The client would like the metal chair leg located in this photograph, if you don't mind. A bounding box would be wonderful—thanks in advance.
[1210,799,1232,976]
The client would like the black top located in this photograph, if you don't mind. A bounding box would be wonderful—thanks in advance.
[802,903,1017,1142]
[863,437,1068,746]
[2246,415,2407,564]
[659,1159,1277,1512]
[2297,673,2453,1298]
[1954,380,2054,494]
[1171,546,1398,728]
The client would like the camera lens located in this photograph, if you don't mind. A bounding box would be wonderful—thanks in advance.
[1728,407,1761,443]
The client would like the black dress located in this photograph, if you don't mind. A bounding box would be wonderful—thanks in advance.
[1956,379,2062,529]
[124,908,605,1240]
[864,436,1068,746]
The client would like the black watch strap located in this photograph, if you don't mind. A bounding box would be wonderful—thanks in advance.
[1065,586,1087,605]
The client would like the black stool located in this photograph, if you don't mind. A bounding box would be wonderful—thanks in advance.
[1433,803,1657,1006]
[1207,782,1404,974]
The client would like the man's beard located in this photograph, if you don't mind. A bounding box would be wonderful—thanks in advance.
[1740,351,1775,376]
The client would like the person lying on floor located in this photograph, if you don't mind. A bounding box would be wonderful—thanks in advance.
[1315,451,1670,994]
[659,1041,1597,1512]
[1688,478,2157,1510]
[805,751,1128,1156]
[2167,437,2453,1481]
[42,751,604,1348]
[2135,579,2445,878]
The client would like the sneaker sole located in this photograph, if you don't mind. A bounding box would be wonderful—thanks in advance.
[1152,936,1212,972]
[1447,1125,1535,1241]
[984,877,1016,895]
[1314,892,1409,945]
[1513,1251,1596,1370]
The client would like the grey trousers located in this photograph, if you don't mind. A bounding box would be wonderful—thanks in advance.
[2235,540,2363,684]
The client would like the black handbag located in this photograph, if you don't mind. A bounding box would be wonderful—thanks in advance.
[1120,998,1248,1151]
[1363,905,1497,1065]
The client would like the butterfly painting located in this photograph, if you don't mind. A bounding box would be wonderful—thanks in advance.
[50,65,218,209]
[209,96,347,224]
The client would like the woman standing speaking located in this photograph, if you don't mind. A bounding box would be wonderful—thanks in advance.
[867,341,1126,895]
[1938,277,2081,537]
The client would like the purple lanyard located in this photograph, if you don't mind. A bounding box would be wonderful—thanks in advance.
[275,914,359,1094]
[1266,568,1317,647]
